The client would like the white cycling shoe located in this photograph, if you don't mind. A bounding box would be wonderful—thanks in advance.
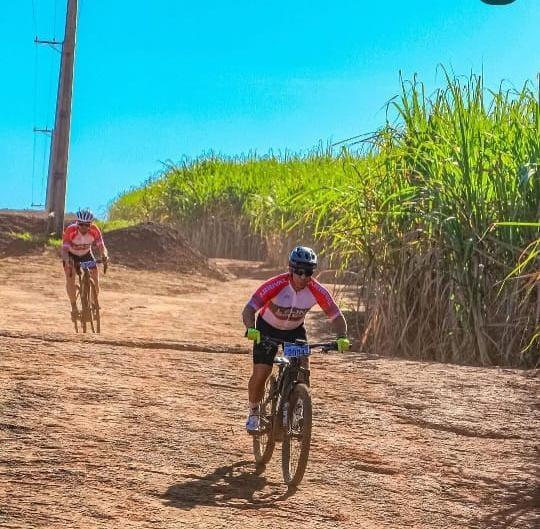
[245,414,260,434]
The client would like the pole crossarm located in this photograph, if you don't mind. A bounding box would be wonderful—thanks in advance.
[35,37,63,53]
[34,127,54,135]
[34,38,63,46]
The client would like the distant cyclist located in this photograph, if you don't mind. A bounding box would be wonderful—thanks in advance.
[62,209,109,321]
[241,245,350,433]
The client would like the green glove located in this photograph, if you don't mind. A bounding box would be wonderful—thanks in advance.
[336,337,350,353]
[246,327,261,344]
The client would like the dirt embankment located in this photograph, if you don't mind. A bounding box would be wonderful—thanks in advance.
[0,213,225,280]
[0,212,49,257]
[104,222,225,279]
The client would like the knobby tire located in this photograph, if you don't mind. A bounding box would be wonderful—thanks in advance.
[89,280,100,333]
[253,374,277,465]
[73,284,80,333]
[80,277,89,333]
[282,383,312,487]
[80,275,100,334]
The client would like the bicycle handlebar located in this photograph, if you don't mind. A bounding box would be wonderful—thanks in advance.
[66,257,108,276]
[260,335,338,352]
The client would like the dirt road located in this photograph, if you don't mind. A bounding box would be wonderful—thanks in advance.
[0,253,538,528]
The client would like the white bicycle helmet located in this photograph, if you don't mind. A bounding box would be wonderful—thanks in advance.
[76,208,95,223]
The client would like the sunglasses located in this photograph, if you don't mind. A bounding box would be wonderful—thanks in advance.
[292,268,314,277]
[78,222,91,228]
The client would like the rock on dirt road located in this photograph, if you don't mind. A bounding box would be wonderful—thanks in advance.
[0,252,538,529]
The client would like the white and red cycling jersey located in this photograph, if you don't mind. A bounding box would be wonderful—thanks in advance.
[62,223,107,257]
[248,273,342,331]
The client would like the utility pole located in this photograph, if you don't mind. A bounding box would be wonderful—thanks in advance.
[46,0,78,237]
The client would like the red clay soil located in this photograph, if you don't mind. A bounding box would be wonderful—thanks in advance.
[0,254,538,529]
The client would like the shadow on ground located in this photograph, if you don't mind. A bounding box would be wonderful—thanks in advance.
[476,481,539,529]
[161,460,296,510]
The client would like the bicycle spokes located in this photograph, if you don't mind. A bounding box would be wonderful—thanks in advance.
[290,399,305,436]
[282,384,312,487]
[287,398,305,467]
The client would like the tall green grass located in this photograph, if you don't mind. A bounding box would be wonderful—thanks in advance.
[110,71,539,366]
[109,148,367,259]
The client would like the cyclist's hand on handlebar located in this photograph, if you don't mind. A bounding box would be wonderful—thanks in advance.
[245,327,261,344]
[336,337,351,353]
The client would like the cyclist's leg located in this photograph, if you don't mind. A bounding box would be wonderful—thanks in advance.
[246,317,279,430]
[249,319,277,404]
[63,259,77,304]
[248,364,273,403]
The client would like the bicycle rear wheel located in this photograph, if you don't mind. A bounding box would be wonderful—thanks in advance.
[282,383,312,487]
[253,374,277,465]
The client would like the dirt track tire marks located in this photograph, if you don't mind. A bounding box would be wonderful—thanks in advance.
[0,254,538,528]
[1,334,538,529]
[0,329,249,356]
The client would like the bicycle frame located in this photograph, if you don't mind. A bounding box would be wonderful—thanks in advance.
[274,358,308,421]
[253,335,338,485]
[72,259,102,334]
[259,337,335,434]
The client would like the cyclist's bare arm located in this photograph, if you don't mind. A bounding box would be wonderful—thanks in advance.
[242,303,256,328]
[61,240,71,262]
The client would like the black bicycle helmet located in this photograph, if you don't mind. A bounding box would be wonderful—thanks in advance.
[289,246,317,269]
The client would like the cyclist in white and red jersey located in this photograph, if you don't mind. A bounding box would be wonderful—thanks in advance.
[241,245,350,433]
[62,209,109,320]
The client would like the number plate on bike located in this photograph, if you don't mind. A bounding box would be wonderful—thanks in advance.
[80,260,97,270]
[283,343,310,358]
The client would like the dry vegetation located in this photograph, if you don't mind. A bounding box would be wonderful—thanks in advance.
[109,72,539,367]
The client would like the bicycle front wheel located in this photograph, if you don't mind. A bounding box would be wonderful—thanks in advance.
[80,279,90,333]
[89,280,100,333]
[73,285,81,333]
[282,383,312,487]
[253,374,277,465]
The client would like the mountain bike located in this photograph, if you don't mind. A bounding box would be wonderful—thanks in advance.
[72,259,107,334]
[252,336,337,487]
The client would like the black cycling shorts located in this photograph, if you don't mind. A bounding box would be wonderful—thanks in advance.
[253,316,307,366]
[63,252,94,271]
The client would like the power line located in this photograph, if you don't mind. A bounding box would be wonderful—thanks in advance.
[40,130,50,206]
[31,0,63,209]
[32,39,39,207]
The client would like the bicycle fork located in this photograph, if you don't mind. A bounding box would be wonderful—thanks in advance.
[277,366,310,428]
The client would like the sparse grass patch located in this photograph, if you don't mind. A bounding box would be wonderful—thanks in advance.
[8,231,62,250]
[10,231,36,242]
[46,237,62,248]
[95,219,137,233]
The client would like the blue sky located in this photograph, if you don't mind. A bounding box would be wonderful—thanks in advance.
[1,0,539,218]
